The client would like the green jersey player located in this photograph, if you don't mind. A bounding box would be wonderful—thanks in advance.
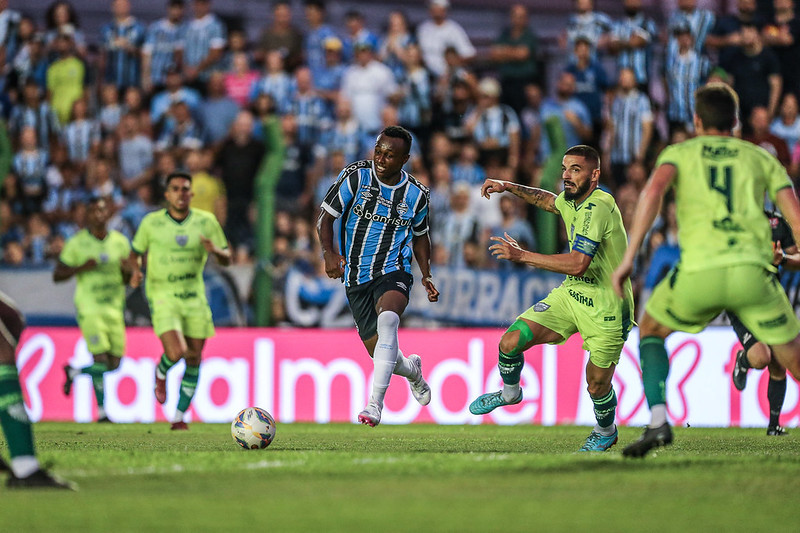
[54,196,132,422]
[469,145,635,452]
[130,172,231,430]
[613,83,800,457]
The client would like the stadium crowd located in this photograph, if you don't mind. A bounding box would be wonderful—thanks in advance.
[1,0,800,322]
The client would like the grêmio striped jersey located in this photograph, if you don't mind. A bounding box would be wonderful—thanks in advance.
[321,160,430,287]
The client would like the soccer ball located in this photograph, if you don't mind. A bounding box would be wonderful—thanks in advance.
[231,407,276,450]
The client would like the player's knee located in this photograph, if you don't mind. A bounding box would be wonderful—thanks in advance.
[376,311,400,338]
[586,380,611,398]
[748,344,772,369]
[499,332,521,356]
[183,351,201,366]
[107,357,121,371]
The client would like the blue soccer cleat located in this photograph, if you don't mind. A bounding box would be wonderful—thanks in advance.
[579,428,619,452]
[469,389,523,415]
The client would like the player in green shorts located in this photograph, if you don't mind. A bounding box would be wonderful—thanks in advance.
[130,172,231,430]
[469,145,635,452]
[613,83,800,457]
[54,197,132,423]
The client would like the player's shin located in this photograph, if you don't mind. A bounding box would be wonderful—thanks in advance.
[156,353,177,380]
[768,378,787,428]
[591,388,618,436]
[499,350,524,402]
[175,365,200,421]
[82,362,109,408]
[0,364,38,477]
[640,336,670,426]
[371,311,400,406]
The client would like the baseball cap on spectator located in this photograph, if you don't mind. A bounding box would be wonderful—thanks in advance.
[430,0,450,8]
[354,40,374,52]
[323,37,342,51]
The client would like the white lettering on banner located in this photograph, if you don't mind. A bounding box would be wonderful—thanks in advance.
[428,339,484,424]
[71,338,96,422]
[284,270,353,328]
[16,333,55,422]
[194,358,249,421]
[254,339,275,415]
[542,343,558,425]
[105,358,156,423]
[280,358,366,423]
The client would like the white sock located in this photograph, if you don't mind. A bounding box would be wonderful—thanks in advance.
[393,349,416,378]
[650,404,667,427]
[502,383,521,402]
[11,455,39,478]
[371,311,400,405]
[593,423,616,436]
[67,366,79,379]
[97,406,107,419]
[173,409,185,424]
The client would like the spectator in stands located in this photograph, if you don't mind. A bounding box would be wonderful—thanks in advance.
[540,71,592,159]
[86,158,123,210]
[609,0,656,90]
[340,40,398,137]
[312,37,346,116]
[397,43,432,140]
[771,92,800,148]
[666,0,716,55]
[417,0,475,79]
[721,22,782,121]
[745,106,791,168]
[9,79,60,150]
[341,10,379,65]
[289,66,331,152]
[62,98,100,170]
[151,150,177,202]
[224,51,259,108]
[0,0,21,73]
[605,67,653,189]
[249,50,293,114]
[182,0,226,93]
[100,0,146,90]
[199,71,239,148]
[8,16,47,97]
[565,36,610,143]
[216,110,265,256]
[312,148,345,209]
[519,82,543,175]
[12,126,48,214]
[220,28,251,72]
[485,195,536,270]
[464,77,521,175]
[46,25,85,125]
[142,0,185,95]
[274,114,309,214]
[428,159,452,242]
[435,182,480,268]
[303,0,337,80]
[319,97,363,165]
[24,212,52,265]
[150,66,202,127]
[118,113,154,199]
[706,0,765,67]
[44,1,86,59]
[490,4,539,115]
[379,11,414,81]
[122,86,153,138]
[763,0,800,99]
[155,99,203,156]
[664,23,710,133]
[256,0,303,71]
[561,0,612,60]
[98,84,123,136]
[186,148,226,223]
[450,141,485,186]
[436,48,477,142]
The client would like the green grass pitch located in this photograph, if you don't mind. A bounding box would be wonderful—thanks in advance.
[2,423,799,532]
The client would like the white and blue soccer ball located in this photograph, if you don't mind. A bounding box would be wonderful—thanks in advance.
[231,407,276,450]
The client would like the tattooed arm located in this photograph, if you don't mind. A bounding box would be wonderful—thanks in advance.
[480,179,559,214]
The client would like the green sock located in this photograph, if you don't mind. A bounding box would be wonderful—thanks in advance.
[81,363,108,408]
[0,364,35,458]
[176,365,200,413]
[498,350,524,385]
[156,353,177,379]
[591,388,617,429]
[640,336,670,408]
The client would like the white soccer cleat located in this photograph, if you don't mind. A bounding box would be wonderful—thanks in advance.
[407,354,431,406]
[358,401,382,427]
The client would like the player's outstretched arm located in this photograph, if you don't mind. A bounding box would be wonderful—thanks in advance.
[317,210,345,279]
[611,163,676,298]
[413,232,439,302]
[489,233,591,275]
[480,179,559,214]
[52,259,97,282]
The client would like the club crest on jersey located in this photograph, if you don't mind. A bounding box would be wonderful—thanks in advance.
[175,234,189,247]
[396,202,409,215]
[99,253,109,263]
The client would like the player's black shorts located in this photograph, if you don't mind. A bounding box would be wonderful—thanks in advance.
[728,312,758,352]
[345,271,414,341]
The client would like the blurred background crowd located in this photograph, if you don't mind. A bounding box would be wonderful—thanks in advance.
[1,0,799,325]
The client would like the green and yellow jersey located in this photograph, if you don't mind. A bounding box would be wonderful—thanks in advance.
[556,187,635,325]
[656,136,793,272]
[132,209,228,305]
[59,229,131,314]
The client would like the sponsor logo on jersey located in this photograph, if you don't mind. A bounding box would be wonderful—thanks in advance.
[360,189,373,200]
[702,145,739,160]
[175,234,189,247]
[353,203,412,226]
[568,289,594,307]
[533,302,550,312]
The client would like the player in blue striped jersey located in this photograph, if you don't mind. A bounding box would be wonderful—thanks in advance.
[608,0,657,89]
[181,0,226,91]
[142,0,185,94]
[99,0,146,90]
[317,126,439,427]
